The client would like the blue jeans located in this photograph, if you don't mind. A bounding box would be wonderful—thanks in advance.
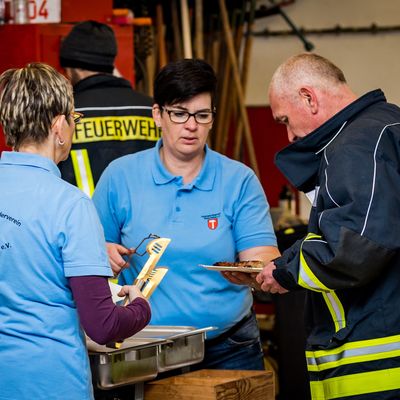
[192,310,265,370]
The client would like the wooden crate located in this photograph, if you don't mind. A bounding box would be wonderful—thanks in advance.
[144,369,275,400]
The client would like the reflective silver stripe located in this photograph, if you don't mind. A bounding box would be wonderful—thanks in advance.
[299,257,322,291]
[307,334,400,373]
[70,149,94,197]
[311,341,400,367]
[306,355,318,366]
[323,292,346,331]
[299,236,329,292]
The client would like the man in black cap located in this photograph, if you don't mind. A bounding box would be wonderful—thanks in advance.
[59,20,159,196]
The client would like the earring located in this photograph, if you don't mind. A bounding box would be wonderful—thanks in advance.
[57,138,65,146]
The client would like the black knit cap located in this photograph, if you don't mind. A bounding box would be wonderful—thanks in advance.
[60,20,117,73]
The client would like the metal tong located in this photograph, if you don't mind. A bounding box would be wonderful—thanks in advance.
[134,237,170,291]
[108,237,171,348]
[122,237,171,305]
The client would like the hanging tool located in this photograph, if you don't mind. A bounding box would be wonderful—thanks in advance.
[171,0,183,60]
[195,0,204,59]
[218,0,260,177]
[261,1,314,51]
[180,0,193,58]
[234,0,256,160]
[156,3,168,68]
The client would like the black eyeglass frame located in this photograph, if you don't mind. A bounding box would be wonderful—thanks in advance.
[161,107,216,124]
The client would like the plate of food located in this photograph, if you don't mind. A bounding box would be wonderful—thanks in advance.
[199,260,264,273]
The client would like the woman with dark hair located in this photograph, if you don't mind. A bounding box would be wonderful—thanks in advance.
[93,59,279,370]
[0,63,150,400]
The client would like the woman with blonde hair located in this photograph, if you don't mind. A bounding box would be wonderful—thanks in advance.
[0,63,151,400]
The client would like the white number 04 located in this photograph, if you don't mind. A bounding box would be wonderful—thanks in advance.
[28,0,49,20]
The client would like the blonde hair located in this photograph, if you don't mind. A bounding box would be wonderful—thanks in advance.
[0,63,74,150]
[270,53,347,98]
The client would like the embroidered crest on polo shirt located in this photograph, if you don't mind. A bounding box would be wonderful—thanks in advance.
[201,213,221,230]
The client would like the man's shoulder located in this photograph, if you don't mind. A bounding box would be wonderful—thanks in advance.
[346,102,400,138]
[74,75,154,107]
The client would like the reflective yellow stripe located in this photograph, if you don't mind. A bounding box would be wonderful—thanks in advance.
[306,233,322,240]
[298,232,346,332]
[70,149,95,197]
[310,381,326,400]
[306,333,400,372]
[73,116,160,144]
[308,347,400,372]
[310,367,400,399]
[299,233,329,292]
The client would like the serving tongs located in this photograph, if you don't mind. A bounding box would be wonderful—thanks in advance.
[121,237,171,305]
[134,238,170,291]
[107,237,171,349]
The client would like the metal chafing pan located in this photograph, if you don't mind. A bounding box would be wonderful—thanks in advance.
[132,326,214,372]
[87,337,168,389]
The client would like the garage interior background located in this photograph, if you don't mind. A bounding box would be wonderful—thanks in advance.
[1,0,399,218]
[1,1,399,399]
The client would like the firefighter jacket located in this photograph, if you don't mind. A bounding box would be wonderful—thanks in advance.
[59,74,160,196]
[273,89,400,399]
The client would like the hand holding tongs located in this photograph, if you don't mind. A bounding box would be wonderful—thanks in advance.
[107,236,171,349]
[121,236,171,305]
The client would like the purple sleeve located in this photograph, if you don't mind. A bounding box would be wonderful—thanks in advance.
[69,276,151,345]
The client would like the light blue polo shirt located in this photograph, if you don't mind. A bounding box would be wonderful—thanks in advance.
[93,140,276,339]
[0,152,112,400]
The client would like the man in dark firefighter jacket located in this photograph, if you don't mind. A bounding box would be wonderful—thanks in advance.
[58,20,159,196]
[256,53,400,399]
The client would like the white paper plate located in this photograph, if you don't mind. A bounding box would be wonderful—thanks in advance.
[199,264,263,273]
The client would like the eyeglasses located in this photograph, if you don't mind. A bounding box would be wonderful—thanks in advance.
[71,111,84,124]
[162,107,215,124]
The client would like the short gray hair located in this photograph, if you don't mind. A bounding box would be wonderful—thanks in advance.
[270,53,347,97]
[0,63,74,149]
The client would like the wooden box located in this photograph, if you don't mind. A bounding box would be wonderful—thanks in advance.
[144,369,275,400]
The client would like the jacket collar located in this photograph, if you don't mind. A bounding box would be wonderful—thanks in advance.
[151,139,215,191]
[0,151,61,177]
[73,74,132,93]
[274,89,386,192]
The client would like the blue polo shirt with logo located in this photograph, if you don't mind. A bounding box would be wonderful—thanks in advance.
[93,140,276,338]
[0,151,111,400]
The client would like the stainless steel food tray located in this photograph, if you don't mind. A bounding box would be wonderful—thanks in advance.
[132,326,214,372]
[87,337,167,389]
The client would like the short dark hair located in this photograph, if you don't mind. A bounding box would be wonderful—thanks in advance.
[154,59,217,108]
